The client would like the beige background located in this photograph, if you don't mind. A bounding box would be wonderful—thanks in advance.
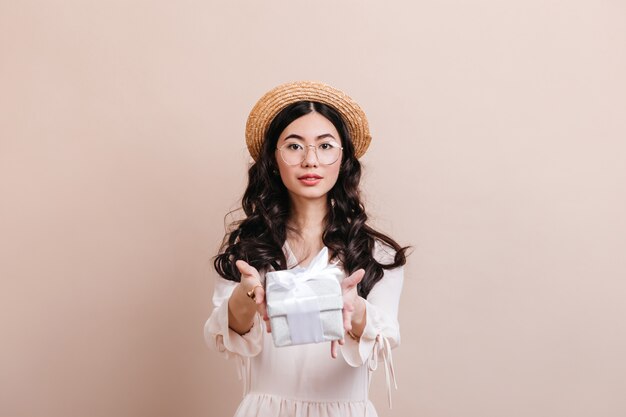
[1,1,625,416]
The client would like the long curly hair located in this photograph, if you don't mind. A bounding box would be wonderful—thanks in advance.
[214,101,408,298]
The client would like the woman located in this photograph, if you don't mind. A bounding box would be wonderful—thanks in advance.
[205,81,408,417]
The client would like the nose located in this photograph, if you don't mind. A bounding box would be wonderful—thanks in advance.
[301,144,319,167]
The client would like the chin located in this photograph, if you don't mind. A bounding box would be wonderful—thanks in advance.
[287,188,331,201]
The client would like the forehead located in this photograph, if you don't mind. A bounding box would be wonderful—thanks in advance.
[277,112,341,143]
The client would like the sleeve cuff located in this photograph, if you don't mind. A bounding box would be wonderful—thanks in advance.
[204,297,263,359]
[340,299,400,367]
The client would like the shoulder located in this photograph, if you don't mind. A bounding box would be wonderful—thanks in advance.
[373,239,397,264]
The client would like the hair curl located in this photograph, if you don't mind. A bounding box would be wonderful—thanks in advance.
[214,101,408,298]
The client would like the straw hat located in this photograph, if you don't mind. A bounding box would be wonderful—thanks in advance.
[245,81,371,161]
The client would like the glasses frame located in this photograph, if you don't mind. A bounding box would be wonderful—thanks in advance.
[276,142,344,166]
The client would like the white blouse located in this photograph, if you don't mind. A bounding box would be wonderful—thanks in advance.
[204,241,404,417]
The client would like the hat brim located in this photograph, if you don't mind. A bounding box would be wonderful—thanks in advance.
[245,81,371,161]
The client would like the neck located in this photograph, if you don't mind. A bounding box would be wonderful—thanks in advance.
[287,195,328,236]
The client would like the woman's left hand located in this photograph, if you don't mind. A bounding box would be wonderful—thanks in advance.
[331,268,365,359]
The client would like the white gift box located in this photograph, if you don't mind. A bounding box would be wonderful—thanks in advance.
[265,247,344,347]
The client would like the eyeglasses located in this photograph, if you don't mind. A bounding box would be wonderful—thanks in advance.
[277,142,343,166]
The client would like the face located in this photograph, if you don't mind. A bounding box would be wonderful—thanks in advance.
[275,111,343,203]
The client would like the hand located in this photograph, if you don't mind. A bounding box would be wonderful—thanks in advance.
[330,268,365,358]
[235,260,271,333]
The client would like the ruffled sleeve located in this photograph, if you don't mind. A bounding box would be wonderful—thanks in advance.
[340,241,404,407]
[203,276,264,359]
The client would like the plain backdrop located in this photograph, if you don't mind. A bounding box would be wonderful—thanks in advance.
[1,1,625,417]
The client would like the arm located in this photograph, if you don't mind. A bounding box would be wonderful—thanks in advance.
[340,242,404,366]
[339,251,404,409]
[203,262,268,359]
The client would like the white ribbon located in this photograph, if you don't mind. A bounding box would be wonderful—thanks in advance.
[235,355,250,398]
[266,247,341,345]
[368,334,398,409]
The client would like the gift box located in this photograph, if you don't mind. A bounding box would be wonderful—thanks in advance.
[265,247,344,347]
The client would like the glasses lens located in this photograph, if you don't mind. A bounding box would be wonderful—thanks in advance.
[281,144,304,165]
[317,143,341,165]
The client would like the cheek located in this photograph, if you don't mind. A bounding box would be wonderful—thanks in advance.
[276,164,295,186]
[327,165,342,186]
[274,155,289,177]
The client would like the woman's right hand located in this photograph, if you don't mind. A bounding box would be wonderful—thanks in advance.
[235,260,271,332]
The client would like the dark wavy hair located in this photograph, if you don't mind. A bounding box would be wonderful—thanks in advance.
[214,101,408,298]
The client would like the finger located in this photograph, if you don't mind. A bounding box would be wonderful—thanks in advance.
[343,304,353,332]
[235,260,260,280]
[342,298,355,312]
[331,340,337,359]
[342,269,365,290]
[257,299,272,333]
[254,286,265,305]
[338,338,345,345]
[255,290,266,317]
[344,314,353,332]
[235,259,250,273]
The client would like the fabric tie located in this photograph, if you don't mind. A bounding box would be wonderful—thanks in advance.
[368,334,398,408]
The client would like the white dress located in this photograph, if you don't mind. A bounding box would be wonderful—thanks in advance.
[204,241,404,417]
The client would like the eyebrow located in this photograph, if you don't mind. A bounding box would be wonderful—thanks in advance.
[283,133,336,141]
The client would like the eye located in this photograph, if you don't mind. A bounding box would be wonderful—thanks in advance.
[285,143,303,151]
[319,142,337,150]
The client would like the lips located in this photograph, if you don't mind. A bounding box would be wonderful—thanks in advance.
[298,174,323,180]
[297,173,323,186]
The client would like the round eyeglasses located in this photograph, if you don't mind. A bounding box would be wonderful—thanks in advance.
[277,142,343,166]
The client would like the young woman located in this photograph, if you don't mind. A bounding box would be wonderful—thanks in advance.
[205,81,408,417]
